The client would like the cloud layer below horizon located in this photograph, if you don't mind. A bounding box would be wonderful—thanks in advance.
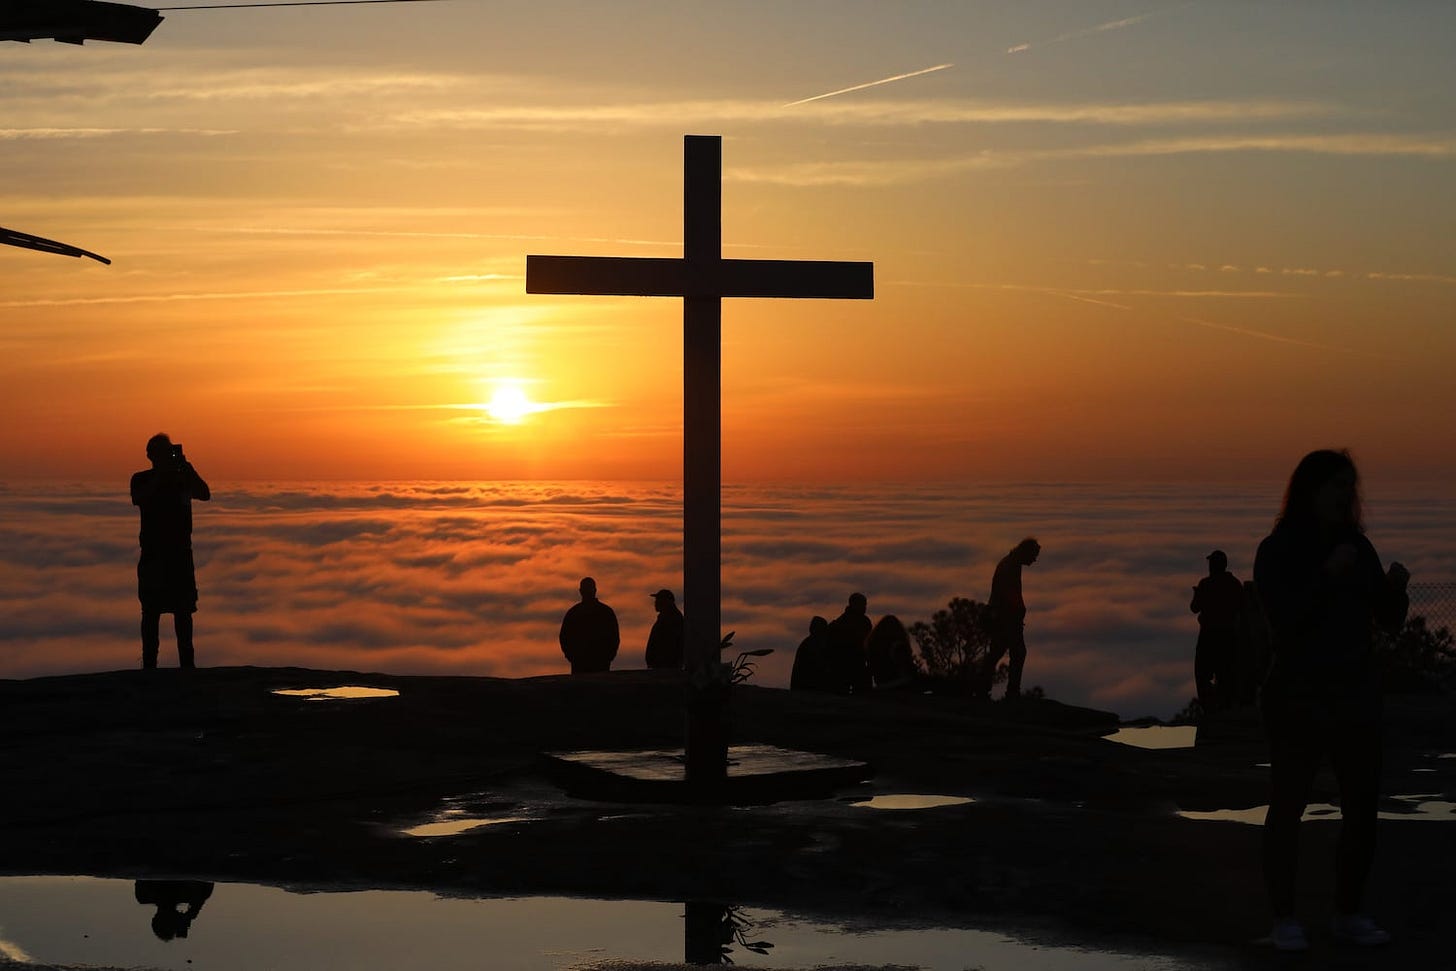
[3,480,1452,719]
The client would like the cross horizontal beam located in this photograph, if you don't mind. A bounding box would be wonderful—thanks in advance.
[526,255,874,300]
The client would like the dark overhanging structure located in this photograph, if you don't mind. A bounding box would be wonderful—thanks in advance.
[1,0,439,46]
[1,224,111,264]
[1,0,163,44]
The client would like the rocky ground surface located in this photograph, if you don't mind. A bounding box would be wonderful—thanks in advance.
[2,666,1453,970]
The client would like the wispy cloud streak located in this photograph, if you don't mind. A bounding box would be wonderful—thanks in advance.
[889,280,1395,359]
[729,131,1456,186]
[0,286,409,308]
[0,127,236,139]
[782,63,954,108]
[387,96,1327,134]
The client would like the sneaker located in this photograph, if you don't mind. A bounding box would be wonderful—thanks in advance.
[1270,919,1310,952]
[1331,913,1391,946]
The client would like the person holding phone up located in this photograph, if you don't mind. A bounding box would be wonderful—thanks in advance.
[130,433,211,669]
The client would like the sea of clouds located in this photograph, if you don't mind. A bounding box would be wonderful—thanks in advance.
[2,480,1451,719]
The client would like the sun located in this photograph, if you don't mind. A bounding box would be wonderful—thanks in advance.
[485,384,537,424]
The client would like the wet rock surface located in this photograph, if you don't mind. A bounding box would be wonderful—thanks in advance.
[2,667,1452,969]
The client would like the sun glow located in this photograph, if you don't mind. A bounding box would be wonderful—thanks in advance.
[485,383,538,424]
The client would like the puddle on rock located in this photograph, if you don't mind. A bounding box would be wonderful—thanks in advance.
[850,794,975,810]
[402,816,529,837]
[1105,725,1197,750]
[1180,794,1456,825]
[271,686,400,701]
[1384,794,1456,820]
[0,875,1229,971]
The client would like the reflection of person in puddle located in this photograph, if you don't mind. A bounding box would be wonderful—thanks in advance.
[134,880,214,941]
[1254,449,1408,953]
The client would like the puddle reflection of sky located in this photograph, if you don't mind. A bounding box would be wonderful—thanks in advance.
[402,816,529,837]
[271,686,399,701]
[849,794,975,810]
[402,794,978,837]
[0,876,1231,971]
[1181,794,1456,825]
[1105,725,1198,750]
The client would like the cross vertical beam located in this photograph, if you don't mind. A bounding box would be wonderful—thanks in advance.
[682,135,721,679]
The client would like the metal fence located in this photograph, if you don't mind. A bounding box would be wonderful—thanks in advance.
[1408,582,1456,634]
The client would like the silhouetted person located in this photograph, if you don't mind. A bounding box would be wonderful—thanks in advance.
[1254,449,1408,952]
[130,433,210,669]
[1191,549,1244,711]
[866,614,917,691]
[134,880,213,941]
[825,593,872,694]
[559,576,619,674]
[985,537,1040,699]
[789,615,832,692]
[645,588,685,669]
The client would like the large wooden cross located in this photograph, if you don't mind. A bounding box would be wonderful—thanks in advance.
[527,135,873,779]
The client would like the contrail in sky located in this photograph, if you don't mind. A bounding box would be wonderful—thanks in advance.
[1007,6,1183,54]
[783,63,954,108]
[1170,314,1405,362]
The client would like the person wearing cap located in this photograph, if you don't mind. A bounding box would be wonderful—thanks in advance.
[645,588,685,669]
[1191,548,1244,711]
[559,577,620,674]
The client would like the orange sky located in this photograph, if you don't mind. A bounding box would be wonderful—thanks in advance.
[3,3,1454,483]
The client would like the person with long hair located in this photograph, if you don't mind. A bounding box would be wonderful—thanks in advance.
[1253,449,1409,952]
[866,614,918,691]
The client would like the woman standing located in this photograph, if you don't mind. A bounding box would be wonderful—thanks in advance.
[1254,449,1409,952]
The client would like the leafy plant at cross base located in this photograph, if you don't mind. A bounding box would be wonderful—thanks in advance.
[724,632,773,684]
[688,631,774,690]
